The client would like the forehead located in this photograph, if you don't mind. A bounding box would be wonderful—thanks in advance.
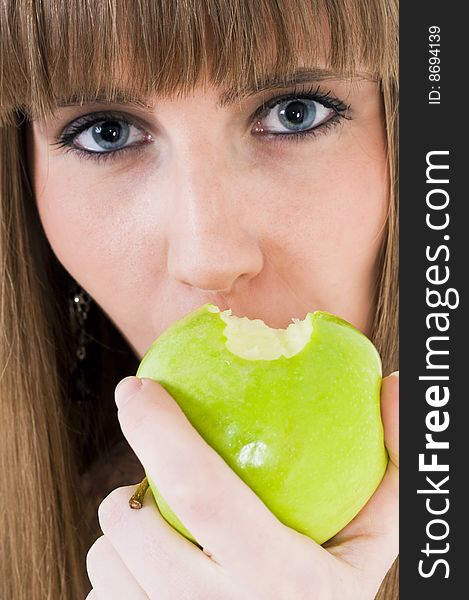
[0,0,396,125]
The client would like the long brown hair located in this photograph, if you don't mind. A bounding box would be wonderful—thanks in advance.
[0,1,398,598]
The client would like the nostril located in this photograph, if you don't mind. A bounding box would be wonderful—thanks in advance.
[179,279,235,295]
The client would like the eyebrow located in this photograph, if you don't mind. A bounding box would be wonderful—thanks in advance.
[55,93,153,109]
[218,68,366,106]
[54,68,369,110]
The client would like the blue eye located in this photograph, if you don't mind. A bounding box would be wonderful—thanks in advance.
[278,99,319,131]
[90,120,130,150]
[74,118,145,153]
[254,97,335,135]
[52,111,154,164]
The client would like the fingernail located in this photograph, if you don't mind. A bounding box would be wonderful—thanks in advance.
[115,376,142,409]
[391,370,399,378]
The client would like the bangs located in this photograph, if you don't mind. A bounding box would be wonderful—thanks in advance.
[0,0,397,126]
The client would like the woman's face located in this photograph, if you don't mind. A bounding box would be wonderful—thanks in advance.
[27,71,388,359]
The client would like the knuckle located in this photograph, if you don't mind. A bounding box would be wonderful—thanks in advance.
[86,535,111,579]
[171,480,225,525]
[142,529,173,570]
[97,485,133,534]
[191,494,223,524]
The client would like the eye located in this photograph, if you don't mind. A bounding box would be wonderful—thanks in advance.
[73,118,147,153]
[253,93,348,135]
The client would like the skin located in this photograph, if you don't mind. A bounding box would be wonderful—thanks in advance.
[26,71,399,598]
[28,75,387,355]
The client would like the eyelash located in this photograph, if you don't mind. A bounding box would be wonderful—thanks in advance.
[52,85,351,165]
[253,84,350,142]
[52,118,149,165]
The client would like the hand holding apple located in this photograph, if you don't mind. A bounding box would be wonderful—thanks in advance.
[86,372,399,599]
[135,304,388,544]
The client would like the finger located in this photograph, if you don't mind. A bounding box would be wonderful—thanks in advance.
[86,534,148,599]
[114,377,312,576]
[98,484,226,599]
[381,371,399,467]
[324,372,399,575]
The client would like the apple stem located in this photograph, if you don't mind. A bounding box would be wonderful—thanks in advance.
[129,476,149,509]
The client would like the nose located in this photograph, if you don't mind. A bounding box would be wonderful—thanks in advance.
[166,151,264,294]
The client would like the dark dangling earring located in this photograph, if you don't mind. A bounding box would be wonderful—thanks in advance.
[68,284,93,403]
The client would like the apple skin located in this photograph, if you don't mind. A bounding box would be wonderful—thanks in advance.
[136,304,388,545]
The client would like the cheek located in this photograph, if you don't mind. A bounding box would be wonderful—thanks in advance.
[32,154,161,308]
[33,161,169,355]
[256,132,388,331]
[262,142,388,260]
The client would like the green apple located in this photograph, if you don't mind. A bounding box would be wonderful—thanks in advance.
[136,303,388,545]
